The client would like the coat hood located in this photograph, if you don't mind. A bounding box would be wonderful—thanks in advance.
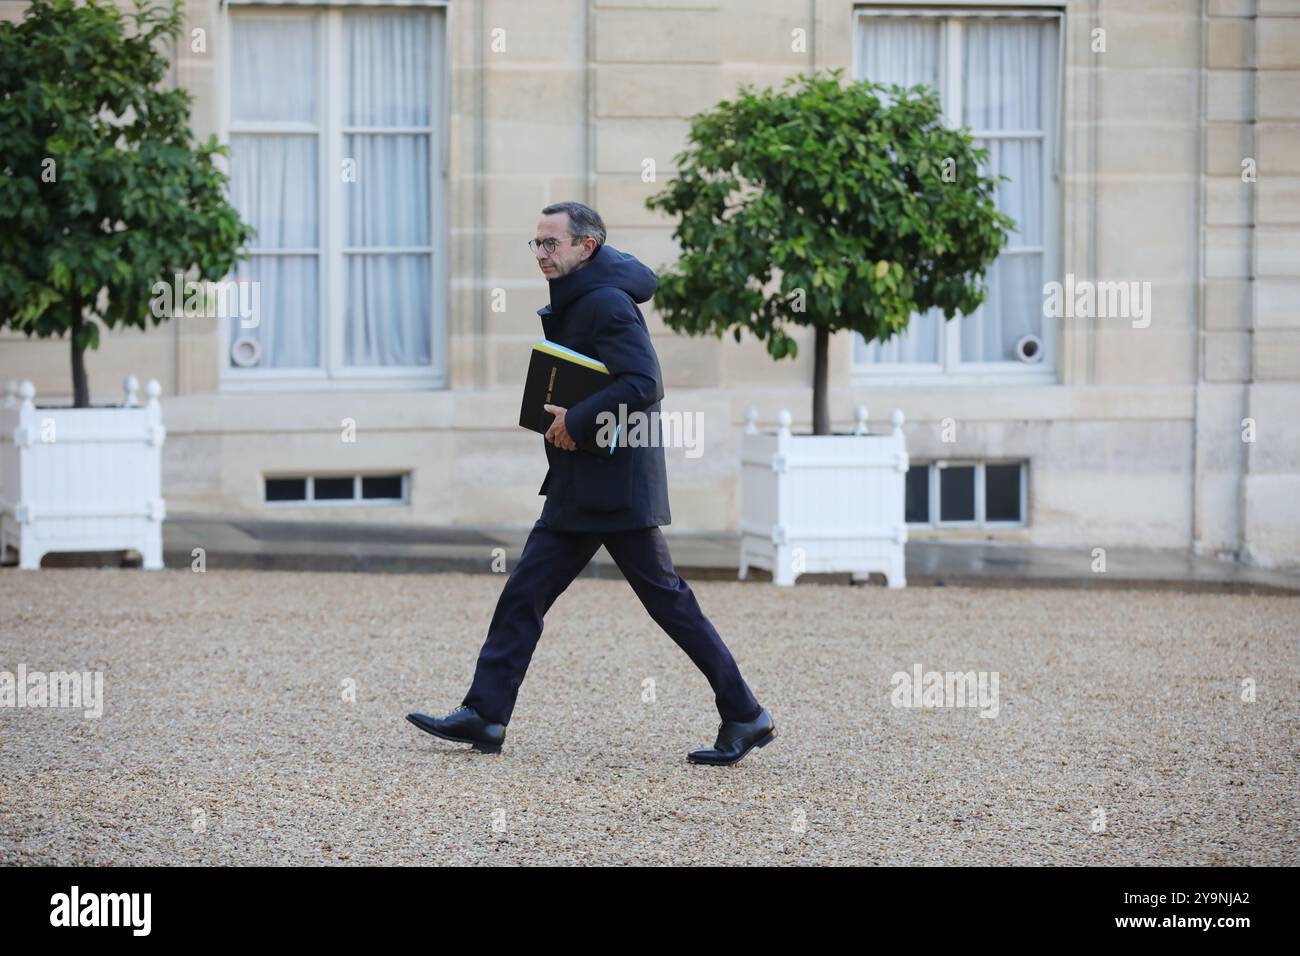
[545,242,658,315]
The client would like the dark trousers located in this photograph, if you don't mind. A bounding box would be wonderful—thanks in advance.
[462,519,762,727]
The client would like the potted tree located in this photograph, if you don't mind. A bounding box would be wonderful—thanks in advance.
[645,68,1013,586]
[0,0,252,569]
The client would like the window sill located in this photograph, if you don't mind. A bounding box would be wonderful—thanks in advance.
[850,367,1057,387]
[220,372,446,392]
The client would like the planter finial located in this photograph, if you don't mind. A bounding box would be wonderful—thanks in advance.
[145,379,162,407]
[854,404,868,435]
[777,408,791,436]
[743,405,758,435]
[123,375,140,407]
[18,380,35,406]
[890,408,905,435]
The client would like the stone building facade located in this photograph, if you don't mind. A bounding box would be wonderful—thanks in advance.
[1,0,1297,570]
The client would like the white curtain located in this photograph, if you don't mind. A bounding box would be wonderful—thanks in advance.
[226,10,435,370]
[856,16,943,93]
[344,11,433,367]
[231,16,317,123]
[959,18,1055,363]
[854,15,1057,366]
[229,16,321,368]
[855,18,943,364]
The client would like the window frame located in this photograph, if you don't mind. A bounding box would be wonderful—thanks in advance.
[217,2,450,392]
[907,460,1028,528]
[849,4,1064,386]
[263,472,409,507]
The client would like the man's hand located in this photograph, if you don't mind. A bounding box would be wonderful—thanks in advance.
[543,403,577,451]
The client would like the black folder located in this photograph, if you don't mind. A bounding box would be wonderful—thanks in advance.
[518,339,621,457]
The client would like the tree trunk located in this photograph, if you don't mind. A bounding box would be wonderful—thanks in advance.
[70,298,90,408]
[812,324,830,435]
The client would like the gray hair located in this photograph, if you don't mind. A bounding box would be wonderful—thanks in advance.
[541,201,606,250]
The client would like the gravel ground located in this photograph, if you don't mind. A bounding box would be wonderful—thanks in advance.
[1,567,1296,866]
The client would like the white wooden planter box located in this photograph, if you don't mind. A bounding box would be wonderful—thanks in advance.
[739,405,908,587]
[1,377,166,570]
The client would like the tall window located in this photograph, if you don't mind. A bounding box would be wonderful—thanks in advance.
[224,5,444,384]
[852,8,1060,380]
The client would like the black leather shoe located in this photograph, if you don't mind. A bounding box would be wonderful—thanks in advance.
[406,705,505,754]
[687,707,776,765]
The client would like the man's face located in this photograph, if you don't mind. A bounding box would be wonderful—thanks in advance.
[534,213,595,279]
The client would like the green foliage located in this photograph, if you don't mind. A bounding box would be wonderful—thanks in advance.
[0,0,252,369]
[645,67,1015,363]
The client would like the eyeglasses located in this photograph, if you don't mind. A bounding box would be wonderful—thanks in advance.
[528,235,580,255]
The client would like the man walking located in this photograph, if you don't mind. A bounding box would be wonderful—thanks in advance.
[407,201,775,766]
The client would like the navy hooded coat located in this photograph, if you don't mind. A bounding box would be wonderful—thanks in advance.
[535,242,672,532]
